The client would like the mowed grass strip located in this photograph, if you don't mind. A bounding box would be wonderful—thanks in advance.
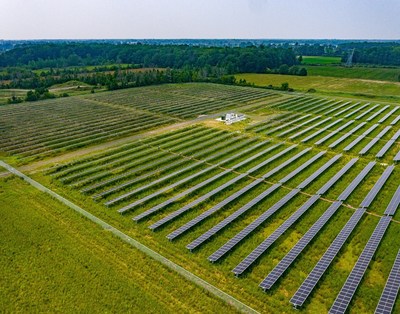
[0,177,235,313]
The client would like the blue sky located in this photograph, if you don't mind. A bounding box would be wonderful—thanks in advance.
[1,0,399,39]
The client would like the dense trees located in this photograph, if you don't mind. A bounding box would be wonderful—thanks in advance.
[0,43,297,72]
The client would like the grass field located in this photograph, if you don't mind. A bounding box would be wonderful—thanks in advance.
[305,65,400,82]
[236,73,400,102]
[301,56,342,65]
[0,176,234,313]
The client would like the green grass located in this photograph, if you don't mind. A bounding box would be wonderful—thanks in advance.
[0,176,234,313]
[301,56,342,65]
[305,65,400,82]
[236,73,400,102]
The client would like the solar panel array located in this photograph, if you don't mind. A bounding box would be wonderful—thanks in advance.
[301,119,343,143]
[176,149,311,244]
[328,122,366,148]
[384,185,400,216]
[260,161,375,291]
[379,107,399,124]
[376,130,400,158]
[297,154,342,189]
[119,141,278,213]
[289,117,332,140]
[209,188,301,262]
[187,151,325,251]
[359,126,392,155]
[187,184,282,251]
[165,146,297,239]
[233,195,320,275]
[375,249,400,314]
[291,166,394,308]
[367,105,390,122]
[355,104,380,120]
[343,124,379,151]
[329,216,392,314]
[315,120,354,145]
[360,166,395,208]
[316,158,358,195]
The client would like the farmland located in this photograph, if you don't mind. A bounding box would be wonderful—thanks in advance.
[304,65,400,82]
[2,82,400,313]
[301,56,342,65]
[236,73,400,102]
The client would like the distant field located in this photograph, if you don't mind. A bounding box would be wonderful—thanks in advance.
[0,177,231,313]
[236,73,400,101]
[305,65,400,82]
[0,89,27,105]
[302,56,342,65]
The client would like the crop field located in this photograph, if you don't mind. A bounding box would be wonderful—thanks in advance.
[45,112,400,313]
[84,83,277,119]
[2,82,400,313]
[236,73,400,101]
[305,65,400,82]
[301,56,342,65]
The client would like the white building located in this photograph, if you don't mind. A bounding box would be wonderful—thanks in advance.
[224,112,246,125]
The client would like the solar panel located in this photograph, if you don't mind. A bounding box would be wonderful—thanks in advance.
[315,120,354,145]
[297,154,342,189]
[355,104,380,120]
[232,195,320,276]
[391,114,400,126]
[301,119,343,143]
[376,130,400,158]
[320,101,352,115]
[187,151,324,251]
[359,126,392,155]
[91,137,251,197]
[344,103,370,118]
[337,162,376,201]
[290,207,367,308]
[360,165,395,208]
[117,141,277,213]
[329,216,392,314]
[375,249,400,314]
[316,158,358,195]
[278,116,321,137]
[384,185,400,216]
[162,146,297,237]
[261,162,374,290]
[259,148,311,179]
[309,100,344,114]
[289,117,332,140]
[265,114,312,135]
[303,100,341,113]
[333,102,361,117]
[366,105,390,122]
[283,98,320,110]
[343,124,379,152]
[328,122,366,148]
[395,150,400,162]
[259,201,343,290]
[279,151,326,184]
[186,184,282,251]
[291,98,329,111]
[378,107,399,123]
[208,189,301,262]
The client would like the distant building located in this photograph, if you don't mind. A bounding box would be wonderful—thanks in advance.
[223,112,246,125]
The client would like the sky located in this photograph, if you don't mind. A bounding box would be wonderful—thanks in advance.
[1,0,399,40]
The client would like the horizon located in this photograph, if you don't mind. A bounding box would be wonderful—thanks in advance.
[1,0,399,40]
